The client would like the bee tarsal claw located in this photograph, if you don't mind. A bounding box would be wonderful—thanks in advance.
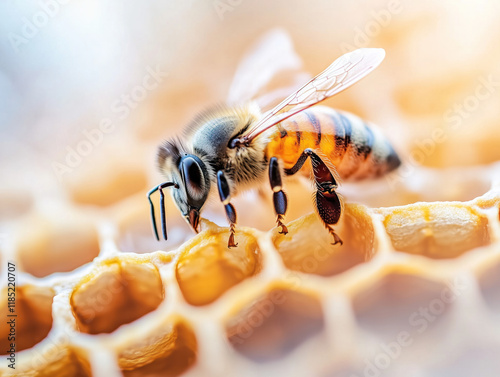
[227,233,238,248]
[277,218,288,235]
[330,231,343,246]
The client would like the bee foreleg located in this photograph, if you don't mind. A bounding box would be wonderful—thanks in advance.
[217,170,238,248]
[286,148,343,245]
[269,157,288,235]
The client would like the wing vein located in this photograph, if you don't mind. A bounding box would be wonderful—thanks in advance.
[237,48,385,144]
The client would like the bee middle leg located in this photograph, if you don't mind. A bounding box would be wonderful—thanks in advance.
[269,157,288,235]
[285,148,343,245]
[217,170,238,248]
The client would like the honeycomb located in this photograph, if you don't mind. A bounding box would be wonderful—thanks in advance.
[2,1,500,376]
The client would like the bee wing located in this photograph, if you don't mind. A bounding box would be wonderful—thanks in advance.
[227,28,303,105]
[254,71,312,110]
[241,48,386,143]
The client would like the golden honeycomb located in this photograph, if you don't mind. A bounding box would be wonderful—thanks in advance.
[1,1,500,376]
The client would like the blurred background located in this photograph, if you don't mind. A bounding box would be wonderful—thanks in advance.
[1,1,500,376]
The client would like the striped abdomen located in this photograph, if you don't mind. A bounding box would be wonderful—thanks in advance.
[264,105,400,180]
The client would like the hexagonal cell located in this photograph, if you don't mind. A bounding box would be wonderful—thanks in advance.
[273,204,375,276]
[383,203,490,259]
[478,260,500,318]
[226,287,324,362]
[176,229,262,306]
[7,344,91,377]
[63,143,148,207]
[0,285,54,353]
[352,272,456,340]
[16,211,100,277]
[114,193,192,253]
[71,259,163,334]
[55,347,92,377]
[121,321,197,377]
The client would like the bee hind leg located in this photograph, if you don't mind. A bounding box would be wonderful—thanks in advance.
[285,148,343,246]
[217,170,238,248]
[269,157,289,235]
[315,189,343,246]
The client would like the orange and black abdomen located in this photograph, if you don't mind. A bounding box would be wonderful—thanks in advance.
[264,105,400,180]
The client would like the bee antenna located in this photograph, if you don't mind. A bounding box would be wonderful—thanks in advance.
[147,182,179,241]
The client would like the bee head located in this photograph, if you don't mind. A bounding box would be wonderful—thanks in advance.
[150,140,211,240]
[174,154,211,231]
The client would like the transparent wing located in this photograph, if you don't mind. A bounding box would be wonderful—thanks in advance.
[227,28,303,105]
[239,48,386,143]
[254,71,311,110]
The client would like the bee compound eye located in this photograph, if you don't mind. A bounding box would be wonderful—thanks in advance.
[181,157,204,195]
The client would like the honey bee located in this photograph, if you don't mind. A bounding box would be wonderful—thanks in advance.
[148,47,400,248]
